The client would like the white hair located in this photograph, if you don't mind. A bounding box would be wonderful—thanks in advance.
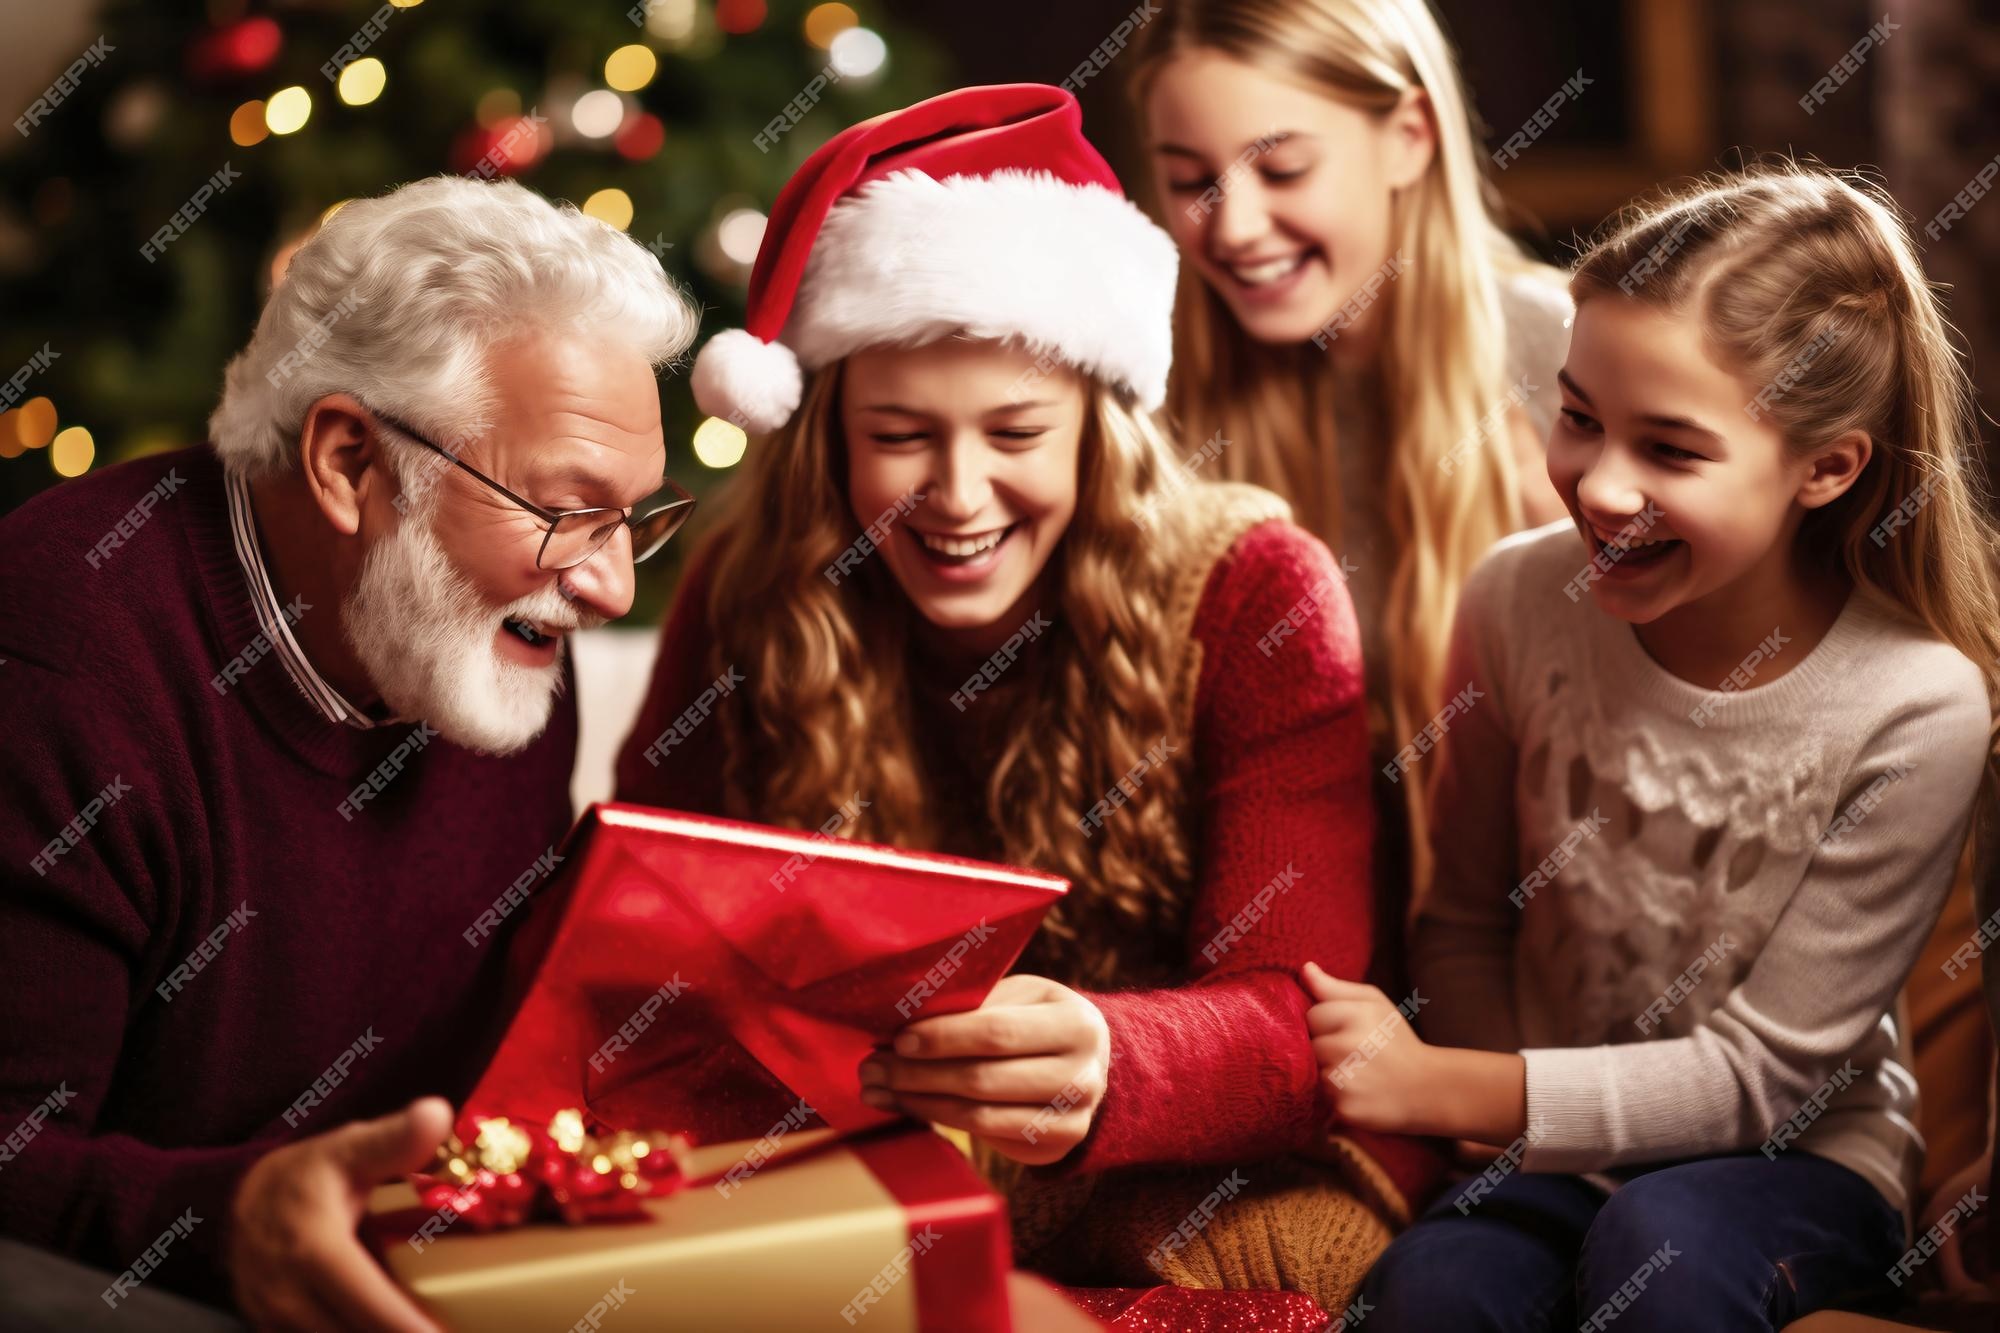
[209,175,699,478]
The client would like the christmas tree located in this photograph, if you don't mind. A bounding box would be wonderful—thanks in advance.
[0,0,949,613]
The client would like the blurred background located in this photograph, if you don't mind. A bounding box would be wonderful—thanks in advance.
[0,0,1994,625]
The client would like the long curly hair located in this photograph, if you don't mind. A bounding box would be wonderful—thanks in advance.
[697,355,1203,988]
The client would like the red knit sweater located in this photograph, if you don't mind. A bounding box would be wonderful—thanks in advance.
[0,446,578,1305]
[614,520,1438,1207]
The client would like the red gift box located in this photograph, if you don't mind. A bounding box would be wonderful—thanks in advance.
[468,802,1069,1143]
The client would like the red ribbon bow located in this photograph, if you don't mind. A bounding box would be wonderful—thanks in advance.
[412,1108,693,1230]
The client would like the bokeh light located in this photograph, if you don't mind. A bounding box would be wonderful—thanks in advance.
[50,425,95,477]
[264,86,312,135]
[583,188,635,230]
[804,4,858,48]
[692,416,748,469]
[337,58,387,107]
[229,100,269,147]
[604,45,659,93]
[571,89,625,139]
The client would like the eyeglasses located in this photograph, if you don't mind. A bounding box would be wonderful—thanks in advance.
[370,409,696,571]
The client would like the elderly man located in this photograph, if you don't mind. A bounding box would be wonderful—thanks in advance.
[0,176,699,1329]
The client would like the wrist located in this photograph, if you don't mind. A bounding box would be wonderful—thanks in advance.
[1410,1047,1527,1145]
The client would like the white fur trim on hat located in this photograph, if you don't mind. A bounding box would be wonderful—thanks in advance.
[783,169,1178,409]
[690,328,804,435]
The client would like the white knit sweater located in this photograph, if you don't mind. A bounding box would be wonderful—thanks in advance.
[1412,521,1991,1219]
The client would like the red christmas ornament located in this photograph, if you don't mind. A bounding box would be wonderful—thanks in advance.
[410,1109,691,1233]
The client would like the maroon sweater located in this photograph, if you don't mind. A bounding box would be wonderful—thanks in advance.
[0,445,576,1306]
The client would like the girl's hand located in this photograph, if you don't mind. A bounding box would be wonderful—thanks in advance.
[862,973,1111,1167]
[1302,961,1435,1135]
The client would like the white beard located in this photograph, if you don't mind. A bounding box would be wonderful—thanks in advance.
[342,512,600,756]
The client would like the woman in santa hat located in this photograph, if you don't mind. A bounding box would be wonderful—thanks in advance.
[615,83,1433,1310]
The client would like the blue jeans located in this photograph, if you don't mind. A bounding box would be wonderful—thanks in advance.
[1357,1153,1905,1331]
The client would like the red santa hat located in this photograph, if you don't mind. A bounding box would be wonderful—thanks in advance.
[690,83,1179,435]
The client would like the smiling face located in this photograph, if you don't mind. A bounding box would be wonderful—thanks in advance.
[1143,48,1432,348]
[1547,295,1832,627]
[345,329,666,753]
[839,339,1084,652]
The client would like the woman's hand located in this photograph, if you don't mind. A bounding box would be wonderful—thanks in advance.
[863,973,1111,1167]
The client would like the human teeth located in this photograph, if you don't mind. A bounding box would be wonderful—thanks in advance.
[1230,253,1306,285]
[917,528,1006,557]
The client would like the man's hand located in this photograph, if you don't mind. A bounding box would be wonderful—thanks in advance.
[862,974,1111,1167]
[230,1097,453,1332]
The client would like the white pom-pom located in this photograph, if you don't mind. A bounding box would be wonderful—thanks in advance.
[690,329,803,436]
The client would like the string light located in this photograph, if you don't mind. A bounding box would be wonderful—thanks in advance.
[829,27,887,80]
[604,45,658,92]
[337,58,387,106]
[582,188,634,230]
[692,416,747,468]
[265,86,312,135]
[229,100,269,147]
[804,3,858,48]
[50,425,94,477]
[571,90,624,139]
[15,397,56,449]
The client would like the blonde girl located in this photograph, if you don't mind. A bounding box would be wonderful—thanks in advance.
[1132,0,1575,919]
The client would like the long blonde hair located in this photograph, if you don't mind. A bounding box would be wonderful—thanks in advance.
[1129,0,1551,895]
[698,358,1201,987]
[1572,164,2000,736]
